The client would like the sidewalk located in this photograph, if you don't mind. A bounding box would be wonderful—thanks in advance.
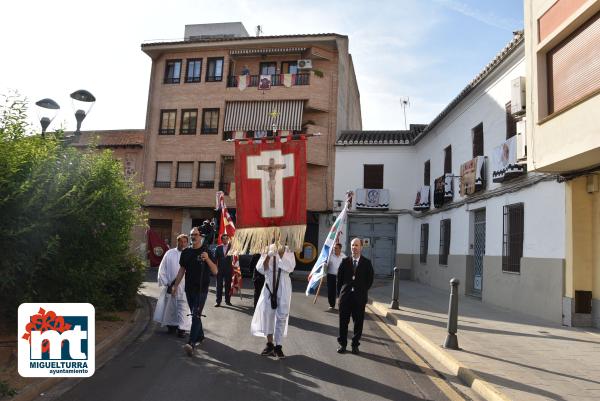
[368,280,600,401]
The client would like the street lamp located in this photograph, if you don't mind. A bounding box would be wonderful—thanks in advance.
[35,98,60,137]
[70,89,96,136]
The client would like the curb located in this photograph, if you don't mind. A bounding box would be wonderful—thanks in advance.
[10,295,152,401]
[368,300,512,401]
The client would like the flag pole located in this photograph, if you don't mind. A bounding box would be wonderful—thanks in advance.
[313,276,325,304]
[312,190,353,305]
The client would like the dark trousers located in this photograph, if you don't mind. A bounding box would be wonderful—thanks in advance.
[216,271,232,304]
[253,276,265,308]
[186,291,208,346]
[327,274,337,307]
[338,295,366,347]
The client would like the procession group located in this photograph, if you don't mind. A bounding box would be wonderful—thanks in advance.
[153,226,374,359]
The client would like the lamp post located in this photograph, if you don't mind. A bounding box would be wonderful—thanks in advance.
[70,89,96,136]
[35,98,60,137]
[35,89,95,138]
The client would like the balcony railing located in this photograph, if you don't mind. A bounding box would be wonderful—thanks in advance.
[197,180,214,189]
[226,73,310,88]
[175,181,192,188]
[154,181,171,188]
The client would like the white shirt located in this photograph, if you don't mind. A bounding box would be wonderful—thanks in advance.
[327,252,346,276]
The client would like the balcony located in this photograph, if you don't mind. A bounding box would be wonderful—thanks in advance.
[355,188,390,209]
[154,181,170,188]
[226,73,310,88]
[175,181,192,188]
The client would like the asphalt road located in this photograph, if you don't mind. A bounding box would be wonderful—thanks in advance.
[48,272,465,401]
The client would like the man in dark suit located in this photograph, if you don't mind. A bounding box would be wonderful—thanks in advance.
[214,233,233,307]
[337,237,374,355]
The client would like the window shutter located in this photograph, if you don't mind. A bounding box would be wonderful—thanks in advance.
[199,162,216,181]
[156,163,171,182]
[178,163,193,183]
[364,165,384,189]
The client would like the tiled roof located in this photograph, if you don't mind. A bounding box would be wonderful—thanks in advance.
[71,130,145,148]
[413,31,524,144]
[142,33,344,48]
[337,125,426,145]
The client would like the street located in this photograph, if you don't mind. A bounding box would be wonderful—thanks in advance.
[50,273,466,401]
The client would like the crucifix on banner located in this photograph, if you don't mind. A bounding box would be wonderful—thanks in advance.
[247,150,295,218]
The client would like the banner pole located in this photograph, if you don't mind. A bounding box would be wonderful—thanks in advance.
[312,276,325,304]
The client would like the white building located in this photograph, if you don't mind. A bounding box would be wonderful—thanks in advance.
[334,32,567,323]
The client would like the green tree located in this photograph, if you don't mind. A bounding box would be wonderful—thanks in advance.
[0,92,146,323]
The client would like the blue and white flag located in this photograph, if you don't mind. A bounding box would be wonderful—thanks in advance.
[306,202,349,295]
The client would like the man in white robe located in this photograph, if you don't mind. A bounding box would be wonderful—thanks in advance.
[251,244,295,359]
[153,234,191,337]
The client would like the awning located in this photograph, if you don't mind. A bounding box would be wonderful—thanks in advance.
[224,100,304,131]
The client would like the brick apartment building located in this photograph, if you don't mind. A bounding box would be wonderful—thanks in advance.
[139,22,361,265]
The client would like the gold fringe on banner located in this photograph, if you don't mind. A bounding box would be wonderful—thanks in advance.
[229,225,306,255]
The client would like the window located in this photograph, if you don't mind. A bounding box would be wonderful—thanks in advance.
[155,162,171,188]
[363,164,384,189]
[547,10,600,114]
[206,57,224,82]
[281,61,298,74]
[424,160,430,186]
[159,110,176,135]
[164,60,181,84]
[502,203,524,273]
[420,224,429,263]
[198,162,216,188]
[505,102,517,139]
[185,59,202,83]
[439,219,451,265]
[176,162,193,188]
[180,109,197,135]
[202,108,219,134]
[472,123,484,157]
[260,62,277,75]
[444,146,452,174]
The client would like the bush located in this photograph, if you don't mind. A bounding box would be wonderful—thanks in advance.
[0,92,146,323]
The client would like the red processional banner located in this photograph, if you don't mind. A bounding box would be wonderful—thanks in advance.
[232,137,307,253]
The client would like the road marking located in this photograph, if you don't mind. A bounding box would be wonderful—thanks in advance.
[366,305,468,401]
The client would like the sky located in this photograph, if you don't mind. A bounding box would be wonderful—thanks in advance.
[0,0,523,133]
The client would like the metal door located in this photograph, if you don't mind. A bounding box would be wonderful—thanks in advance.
[473,209,486,294]
[347,216,396,276]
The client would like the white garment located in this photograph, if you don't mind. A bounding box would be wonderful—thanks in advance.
[153,248,191,330]
[251,248,296,345]
[327,252,346,276]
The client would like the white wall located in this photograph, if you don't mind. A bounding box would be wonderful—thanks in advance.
[334,145,416,210]
[334,44,566,261]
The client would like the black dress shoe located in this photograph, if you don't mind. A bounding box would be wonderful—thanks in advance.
[177,329,186,338]
[351,345,360,355]
[225,301,232,306]
[214,302,221,307]
[337,345,346,354]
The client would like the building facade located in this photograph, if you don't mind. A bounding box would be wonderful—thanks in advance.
[335,33,570,324]
[525,0,600,328]
[139,23,361,267]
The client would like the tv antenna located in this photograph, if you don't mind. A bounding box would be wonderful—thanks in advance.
[400,97,410,130]
[256,25,263,37]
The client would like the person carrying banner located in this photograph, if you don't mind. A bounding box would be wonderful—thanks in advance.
[337,238,374,355]
[153,234,191,337]
[172,227,218,356]
[326,243,346,310]
[214,233,233,307]
[251,244,295,359]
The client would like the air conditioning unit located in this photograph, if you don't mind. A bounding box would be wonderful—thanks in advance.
[516,119,527,162]
[297,59,313,69]
[511,76,526,115]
